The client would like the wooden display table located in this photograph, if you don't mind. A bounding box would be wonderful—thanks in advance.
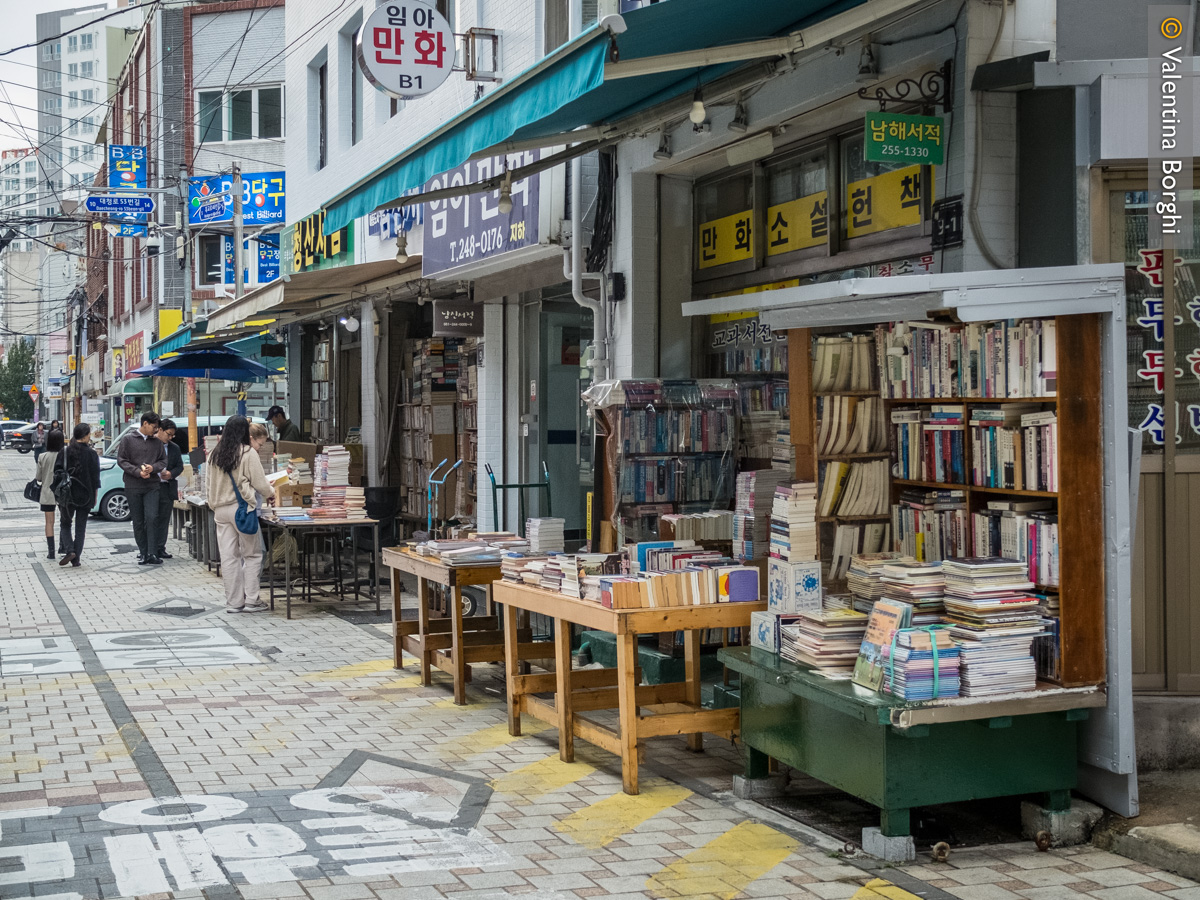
[383,548,542,705]
[719,647,1106,837]
[494,580,766,795]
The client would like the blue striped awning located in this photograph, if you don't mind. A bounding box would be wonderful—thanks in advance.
[149,322,205,359]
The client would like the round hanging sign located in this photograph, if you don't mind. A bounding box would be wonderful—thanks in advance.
[357,1,455,100]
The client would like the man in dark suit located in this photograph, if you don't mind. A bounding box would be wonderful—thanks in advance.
[154,418,185,560]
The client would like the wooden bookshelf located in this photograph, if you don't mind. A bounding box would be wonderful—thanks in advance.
[789,314,1106,687]
[817,451,891,461]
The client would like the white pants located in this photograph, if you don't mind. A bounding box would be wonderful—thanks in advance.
[213,503,263,608]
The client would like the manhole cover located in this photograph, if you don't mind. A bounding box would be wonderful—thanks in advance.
[139,598,217,619]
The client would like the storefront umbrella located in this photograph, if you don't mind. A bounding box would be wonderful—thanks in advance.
[130,349,274,447]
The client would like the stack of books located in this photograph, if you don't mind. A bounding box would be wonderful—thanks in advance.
[539,555,565,592]
[733,469,791,559]
[879,558,946,625]
[500,553,550,583]
[778,607,870,670]
[740,410,784,462]
[768,482,818,561]
[311,448,349,517]
[286,457,312,483]
[882,627,962,700]
[845,552,901,613]
[560,553,623,601]
[771,427,796,472]
[343,486,367,519]
[526,518,565,554]
[660,510,733,541]
[829,523,892,582]
[599,563,760,609]
[438,544,502,566]
[940,557,1045,696]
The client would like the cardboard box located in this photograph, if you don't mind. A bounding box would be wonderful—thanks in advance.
[751,610,801,653]
[768,558,823,614]
[276,482,314,508]
[276,441,323,464]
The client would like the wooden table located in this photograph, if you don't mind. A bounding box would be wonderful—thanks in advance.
[493,580,766,795]
[260,514,381,619]
[383,548,543,706]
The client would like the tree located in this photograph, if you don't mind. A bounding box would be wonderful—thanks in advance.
[0,340,35,420]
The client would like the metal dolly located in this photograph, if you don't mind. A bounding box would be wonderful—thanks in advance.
[483,461,552,536]
[426,457,464,536]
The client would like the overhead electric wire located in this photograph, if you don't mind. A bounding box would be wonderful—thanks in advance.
[0,3,164,60]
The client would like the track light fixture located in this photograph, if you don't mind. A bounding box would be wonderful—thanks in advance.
[857,39,878,82]
[728,99,748,133]
[395,231,408,264]
[653,133,672,160]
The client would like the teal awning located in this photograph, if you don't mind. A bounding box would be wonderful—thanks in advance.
[118,377,153,395]
[324,0,866,235]
[149,322,205,359]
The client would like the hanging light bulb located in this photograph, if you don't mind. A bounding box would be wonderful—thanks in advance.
[688,86,706,125]
[395,231,408,264]
[340,314,360,333]
[497,173,513,214]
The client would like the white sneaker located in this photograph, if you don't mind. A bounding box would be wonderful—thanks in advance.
[226,606,245,614]
[242,602,269,613]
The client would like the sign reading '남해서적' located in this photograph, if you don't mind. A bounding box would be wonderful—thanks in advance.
[863,111,945,166]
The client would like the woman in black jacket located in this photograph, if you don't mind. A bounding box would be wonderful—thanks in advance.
[58,423,101,567]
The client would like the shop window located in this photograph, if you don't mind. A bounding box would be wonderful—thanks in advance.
[198,235,223,285]
[318,63,328,169]
[841,133,925,240]
[765,146,828,258]
[695,170,754,271]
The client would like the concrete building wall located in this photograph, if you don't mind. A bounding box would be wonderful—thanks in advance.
[285,0,547,224]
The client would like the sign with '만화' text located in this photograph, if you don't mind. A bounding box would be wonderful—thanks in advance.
[357,1,454,99]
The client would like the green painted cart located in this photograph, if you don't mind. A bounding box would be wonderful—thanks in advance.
[719,647,1107,837]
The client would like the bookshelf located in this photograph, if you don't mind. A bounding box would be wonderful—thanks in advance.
[596,380,737,545]
[789,315,1105,687]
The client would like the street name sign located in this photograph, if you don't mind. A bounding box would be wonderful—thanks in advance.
[85,194,157,215]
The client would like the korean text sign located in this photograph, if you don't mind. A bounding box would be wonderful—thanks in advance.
[421,150,541,277]
[357,1,454,99]
[107,144,148,224]
[188,172,285,226]
[863,112,945,166]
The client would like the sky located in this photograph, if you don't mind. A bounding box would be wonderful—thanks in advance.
[0,0,110,153]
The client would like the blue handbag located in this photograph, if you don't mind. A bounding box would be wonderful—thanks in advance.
[227,471,260,535]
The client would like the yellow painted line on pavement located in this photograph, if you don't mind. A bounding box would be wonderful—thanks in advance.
[310,658,395,680]
[489,754,596,802]
[644,820,798,899]
[555,778,692,849]
[853,879,926,900]
[0,754,48,778]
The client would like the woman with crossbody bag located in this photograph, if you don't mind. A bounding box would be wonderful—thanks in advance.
[206,415,275,613]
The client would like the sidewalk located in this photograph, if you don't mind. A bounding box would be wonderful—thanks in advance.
[0,453,1197,899]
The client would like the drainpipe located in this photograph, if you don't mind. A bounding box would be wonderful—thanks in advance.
[566,0,610,380]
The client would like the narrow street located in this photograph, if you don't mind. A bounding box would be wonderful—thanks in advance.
[0,448,1193,900]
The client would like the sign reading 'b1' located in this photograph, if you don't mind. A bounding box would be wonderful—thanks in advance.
[358,1,454,100]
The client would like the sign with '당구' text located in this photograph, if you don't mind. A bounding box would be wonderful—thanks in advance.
[358,1,454,100]
[863,111,945,166]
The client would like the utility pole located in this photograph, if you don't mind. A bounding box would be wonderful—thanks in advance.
[179,166,192,324]
[232,164,244,300]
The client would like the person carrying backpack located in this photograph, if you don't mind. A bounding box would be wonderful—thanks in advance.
[57,423,101,567]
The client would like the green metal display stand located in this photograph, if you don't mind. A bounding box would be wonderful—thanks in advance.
[720,647,1102,837]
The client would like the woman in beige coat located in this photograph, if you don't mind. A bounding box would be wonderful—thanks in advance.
[206,415,274,612]
[35,429,65,559]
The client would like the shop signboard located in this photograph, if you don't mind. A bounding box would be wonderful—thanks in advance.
[845,165,925,238]
[257,234,280,283]
[931,196,964,249]
[357,1,455,100]
[285,210,353,274]
[223,237,250,286]
[697,209,754,268]
[766,192,828,257]
[48,384,63,399]
[107,144,148,224]
[107,223,149,238]
[124,332,145,374]
[421,150,542,277]
[188,172,285,226]
[863,112,945,166]
[111,348,125,381]
[432,298,484,336]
